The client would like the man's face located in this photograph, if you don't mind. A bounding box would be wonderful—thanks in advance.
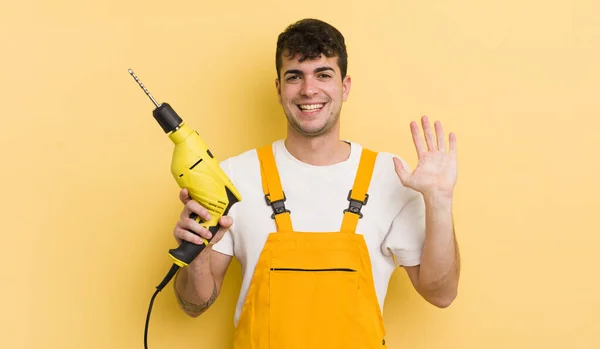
[276,53,351,137]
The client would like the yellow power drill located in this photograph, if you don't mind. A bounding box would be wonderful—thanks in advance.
[128,69,242,349]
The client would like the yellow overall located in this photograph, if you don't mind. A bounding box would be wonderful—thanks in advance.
[233,145,387,349]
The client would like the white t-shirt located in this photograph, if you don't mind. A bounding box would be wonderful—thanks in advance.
[212,139,426,326]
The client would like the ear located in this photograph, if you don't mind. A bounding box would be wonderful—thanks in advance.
[275,77,282,104]
[342,75,351,102]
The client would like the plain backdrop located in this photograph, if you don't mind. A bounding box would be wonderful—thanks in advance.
[1,0,599,348]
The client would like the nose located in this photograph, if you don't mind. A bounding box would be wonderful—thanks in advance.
[300,77,318,97]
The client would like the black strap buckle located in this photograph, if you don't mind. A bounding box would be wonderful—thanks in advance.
[343,190,369,218]
[265,192,291,219]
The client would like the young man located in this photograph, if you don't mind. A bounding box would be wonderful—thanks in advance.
[173,18,460,348]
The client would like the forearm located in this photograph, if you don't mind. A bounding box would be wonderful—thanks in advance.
[418,194,460,307]
[174,247,218,317]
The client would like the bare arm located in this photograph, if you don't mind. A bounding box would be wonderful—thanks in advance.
[172,188,234,317]
[174,248,232,317]
[404,195,460,308]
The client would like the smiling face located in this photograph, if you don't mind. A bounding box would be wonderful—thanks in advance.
[276,53,351,138]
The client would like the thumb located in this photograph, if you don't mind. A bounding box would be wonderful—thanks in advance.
[209,216,234,246]
[219,215,234,229]
[393,157,410,184]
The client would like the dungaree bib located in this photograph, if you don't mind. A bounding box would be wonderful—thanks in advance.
[233,145,387,349]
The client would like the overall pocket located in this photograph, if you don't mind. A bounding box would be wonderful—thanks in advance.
[269,267,359,349]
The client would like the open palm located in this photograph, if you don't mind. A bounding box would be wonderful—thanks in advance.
[393,116,457,199]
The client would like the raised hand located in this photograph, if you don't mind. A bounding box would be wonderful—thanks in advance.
[393,115,457,199]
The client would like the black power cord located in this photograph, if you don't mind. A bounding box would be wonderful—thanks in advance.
[144,264,180,349]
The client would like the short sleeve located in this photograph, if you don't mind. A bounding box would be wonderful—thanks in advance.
[210,158,236,256]
[382,193,426,267]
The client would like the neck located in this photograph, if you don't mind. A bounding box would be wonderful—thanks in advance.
[284,126,351,166]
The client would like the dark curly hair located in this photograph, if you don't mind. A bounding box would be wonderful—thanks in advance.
[275,18,348,81]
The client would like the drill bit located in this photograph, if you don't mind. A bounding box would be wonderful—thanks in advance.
[129,69,160,108]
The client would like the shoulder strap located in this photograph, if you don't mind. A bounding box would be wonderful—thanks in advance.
[340,149,378,234]
[257,145,293,232]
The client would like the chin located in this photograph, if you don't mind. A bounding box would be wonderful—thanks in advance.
[293,121,332,137]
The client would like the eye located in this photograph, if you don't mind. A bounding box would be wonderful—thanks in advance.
[318,73,332,79]
[286,75,300,81]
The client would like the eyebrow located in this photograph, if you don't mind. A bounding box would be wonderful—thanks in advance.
[284,66,336,76]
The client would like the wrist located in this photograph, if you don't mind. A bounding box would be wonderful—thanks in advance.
[422,191,453,211]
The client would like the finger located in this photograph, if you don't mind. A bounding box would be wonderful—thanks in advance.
[181,200,213,222]
[393,157,410,185]
[179,188,191,204]
[174,226,205,245]
[449,132,457,156]
[208,223,230,246]
[211,216,233,241]
[410,121,427,157]
[435,120,446,152]
[181,217,213,239]
[180,205,191,221]
[173,233,182,245]
[219,215,234,229]
[421,115,436,151]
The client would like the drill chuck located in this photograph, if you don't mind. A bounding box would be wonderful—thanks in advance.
[128,69,184,133]
[153,103,183,134]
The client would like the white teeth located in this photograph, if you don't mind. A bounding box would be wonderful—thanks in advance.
[298,103,324,111]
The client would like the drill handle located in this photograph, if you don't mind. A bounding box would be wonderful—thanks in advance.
[169,214,222,266]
